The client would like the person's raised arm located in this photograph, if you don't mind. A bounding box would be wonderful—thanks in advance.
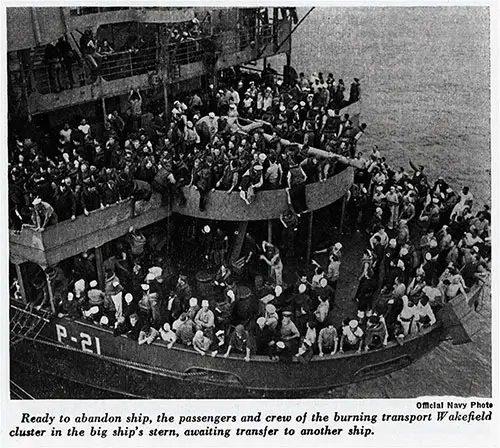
[409,159,419,173]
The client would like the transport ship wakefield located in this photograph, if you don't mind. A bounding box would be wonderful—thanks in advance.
[7,7,486,398]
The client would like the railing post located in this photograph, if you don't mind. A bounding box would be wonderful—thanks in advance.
[15,264,27,304]
[101,97,107,121]
[306,211,314,263]
[95,246,105,290]
[339,195,347,237]
[267,219,273,278]
[45,273,57,314]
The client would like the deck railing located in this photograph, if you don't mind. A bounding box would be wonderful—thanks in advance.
[69,7,131,16]
[99,47,159,81]
[20,35,213,95]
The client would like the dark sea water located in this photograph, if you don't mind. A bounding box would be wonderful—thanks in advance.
[10,7,491,399]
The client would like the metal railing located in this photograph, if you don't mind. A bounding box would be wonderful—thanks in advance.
[30,62,91,95]
[167,38,206,66]
[100,47,159,81]
[17,22,282,97]
[239,23,275,51]
[69,7,130,16]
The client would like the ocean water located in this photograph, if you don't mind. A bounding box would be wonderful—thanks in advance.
[10,7,491,399]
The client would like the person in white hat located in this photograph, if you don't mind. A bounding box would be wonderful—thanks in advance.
[31,197,57,231]
[159,322,177,348]
[124,293,134,305]
[99,315,110,327]
[194,299,215,336]
[61,291,80,319]
[226,289,236,303]
[74,279,86,299]
[255,316,278,358]
[83,305,100,320]
[265,304,279,330]
[192,330,212,356]
[138,283,154,320]
[87,280,105,306]
[109,280,124,321]
[148,266,163,280]
[339,318,364,353]
[187,297,200,320]
[242,91,254,116]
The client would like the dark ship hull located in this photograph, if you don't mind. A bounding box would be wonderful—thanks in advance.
[11,296,474,399]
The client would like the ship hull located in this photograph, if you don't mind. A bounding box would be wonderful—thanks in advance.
[10,308,444,398]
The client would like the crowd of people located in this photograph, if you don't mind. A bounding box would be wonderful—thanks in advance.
[9,64,490,363]
[9,68,363,231]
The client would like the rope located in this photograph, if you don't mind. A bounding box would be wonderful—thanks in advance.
[20,335,208,380]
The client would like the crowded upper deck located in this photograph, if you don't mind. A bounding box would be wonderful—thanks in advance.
[9,65,490,362]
